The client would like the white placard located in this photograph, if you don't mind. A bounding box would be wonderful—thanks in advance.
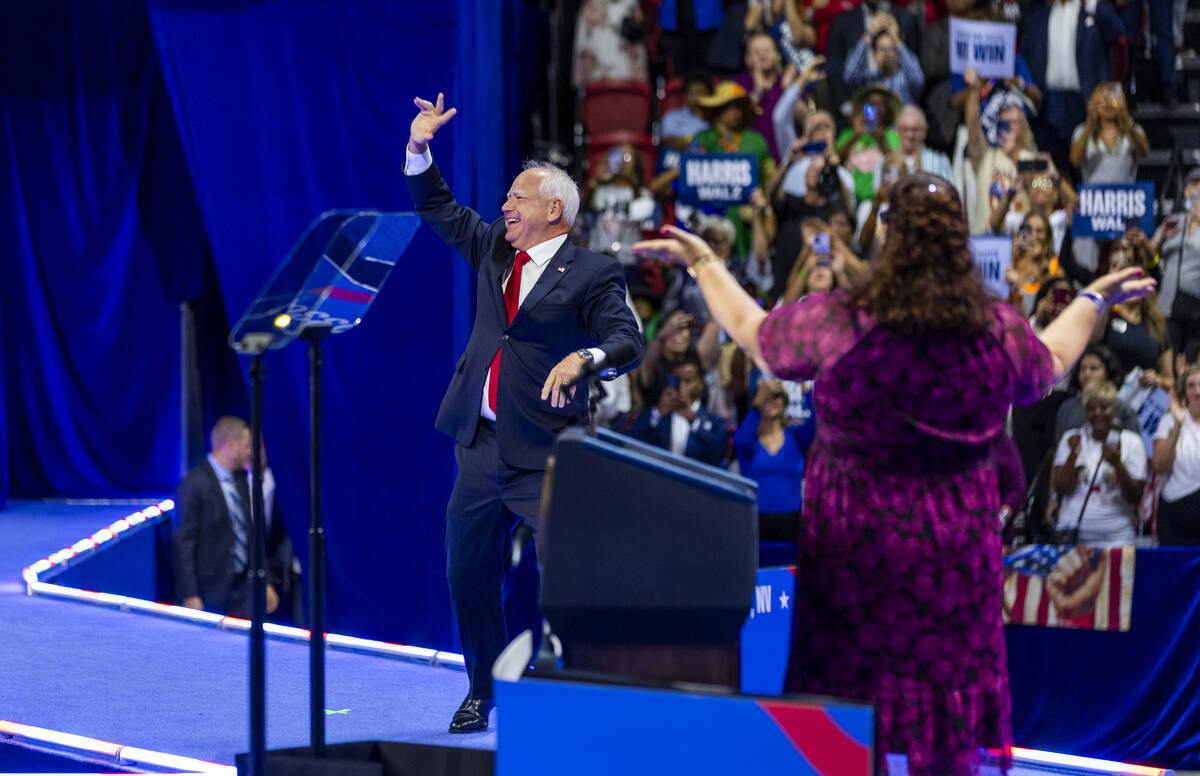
[949,18,1017,79]
[969,235,1012,299]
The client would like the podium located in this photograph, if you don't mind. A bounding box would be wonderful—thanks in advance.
[540,428,758,687]
[228,211,419,775]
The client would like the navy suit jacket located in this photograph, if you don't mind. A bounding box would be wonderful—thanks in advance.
[172,461,246,612]
[1020,0,1123,102]
[172,461,292,612]
[630,407,730,468]
[407,163,644,471]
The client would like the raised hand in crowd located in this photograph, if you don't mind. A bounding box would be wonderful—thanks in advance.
[753,377,785,410]
[1150,214,1183,253]
[796,56,826,92]
[408,93,458,154]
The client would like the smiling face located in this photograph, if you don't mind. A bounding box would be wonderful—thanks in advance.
[1085,398,1117,439]
[502,169,562,251]
[745,34,781,74]
[1187,372,1200,414]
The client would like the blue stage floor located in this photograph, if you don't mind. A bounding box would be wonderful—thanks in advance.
[0,501,493,767]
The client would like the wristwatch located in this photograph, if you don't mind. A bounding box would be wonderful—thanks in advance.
[577,349,595,365]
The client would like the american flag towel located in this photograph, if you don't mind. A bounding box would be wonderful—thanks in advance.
[1002,545,1135,631]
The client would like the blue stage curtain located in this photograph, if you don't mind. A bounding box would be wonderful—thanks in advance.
[1007,548,1200,769]
[0,0,199,498]
[145,0,529,651]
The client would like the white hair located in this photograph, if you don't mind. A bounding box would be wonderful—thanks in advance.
[898,104,928,127]
[521,159,581,227]
[698,215,736,246]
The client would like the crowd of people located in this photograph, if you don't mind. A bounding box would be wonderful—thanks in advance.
[571,0,1200,550]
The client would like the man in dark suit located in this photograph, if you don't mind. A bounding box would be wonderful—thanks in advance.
[173,416,282,618]
[404,93,644,733]
[1019,0,1125,172]
[631,356,730,467]
[824,0,920,115]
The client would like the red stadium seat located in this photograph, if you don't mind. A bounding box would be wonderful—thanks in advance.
[587,130,658,188]
[582,79,653,136]
[661,77,685,115]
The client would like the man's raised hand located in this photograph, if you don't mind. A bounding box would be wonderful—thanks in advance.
[409,93,458,155]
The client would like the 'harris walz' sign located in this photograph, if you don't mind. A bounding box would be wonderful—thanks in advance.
[1073,182,1155,239]
[677,153,758,208]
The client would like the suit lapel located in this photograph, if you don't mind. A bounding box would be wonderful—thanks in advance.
[511,241,575,326]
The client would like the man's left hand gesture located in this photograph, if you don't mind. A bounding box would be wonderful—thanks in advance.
[541,352,587,408]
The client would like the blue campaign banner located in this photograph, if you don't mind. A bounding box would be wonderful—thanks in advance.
[496,674,873,776]
[1073,182,1155,239]
[677,152,759,208]
[740,566,796,696]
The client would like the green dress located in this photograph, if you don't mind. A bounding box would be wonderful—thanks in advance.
[835,127,900,205]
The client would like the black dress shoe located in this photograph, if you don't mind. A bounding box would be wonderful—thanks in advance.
[448,697,494,733]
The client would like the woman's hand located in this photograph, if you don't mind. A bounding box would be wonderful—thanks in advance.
[1138,368,1162,388]
[1083,267,1157,307]
[749,187,769,214]
[1169,390,1187,424]
[797,56,826,89]
[1100,440,1122,466]
[657,309,695,340]
[1067,433,1083,457]
[964,67,981,92]
[753,378,782,409]
[632,225,712,268]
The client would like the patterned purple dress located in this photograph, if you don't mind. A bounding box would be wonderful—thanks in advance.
[757,290,1054,776]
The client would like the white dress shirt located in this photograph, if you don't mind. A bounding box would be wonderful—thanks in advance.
[1045,0,1081,91]
[405,147,606,421]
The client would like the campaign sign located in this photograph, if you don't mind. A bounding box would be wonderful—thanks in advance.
[1137,387,1170,459]
[969,235,1012,298]
[677,153,758,208]
[949,18,1017,79]
[1073,182,1155,239]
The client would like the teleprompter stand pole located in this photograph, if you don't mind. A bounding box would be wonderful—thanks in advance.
[248,355,267,776]
[305,326,330,756]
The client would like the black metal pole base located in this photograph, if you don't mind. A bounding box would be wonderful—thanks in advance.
[248,355,267,776]
[305,326,330,757]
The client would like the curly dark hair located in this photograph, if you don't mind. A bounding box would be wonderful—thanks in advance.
[852,172,992,334]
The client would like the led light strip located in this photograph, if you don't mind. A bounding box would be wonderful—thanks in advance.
[23,503,466,668]
[1008,746,1174,776]
[0,720,234,774]
[984,748,1171,776]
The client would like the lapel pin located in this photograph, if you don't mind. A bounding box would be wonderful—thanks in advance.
[556,266,566,272]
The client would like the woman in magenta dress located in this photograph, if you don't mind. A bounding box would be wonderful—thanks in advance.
[633,172,1154,776]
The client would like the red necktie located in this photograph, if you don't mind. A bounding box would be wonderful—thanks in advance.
[487,251,532,414]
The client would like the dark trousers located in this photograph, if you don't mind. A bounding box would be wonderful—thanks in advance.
[1158,487,1200,545]
[1120,0,1177,99]
[1035,90,1086,176]
[1168,315,1200,364]
[446,422,545,700]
